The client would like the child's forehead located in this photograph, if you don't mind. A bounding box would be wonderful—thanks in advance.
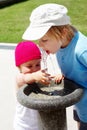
[40,34,49,39]
[23,59,41,65]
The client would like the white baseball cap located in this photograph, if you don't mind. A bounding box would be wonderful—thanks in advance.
[22,3,70,40]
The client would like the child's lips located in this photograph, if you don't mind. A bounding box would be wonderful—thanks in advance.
[46,50,50,54]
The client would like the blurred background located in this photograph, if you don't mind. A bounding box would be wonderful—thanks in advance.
[0,0,87,43]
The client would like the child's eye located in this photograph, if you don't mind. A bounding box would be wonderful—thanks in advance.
[36,64,40,67]
[41,39,48,42]
[27,65,32,68]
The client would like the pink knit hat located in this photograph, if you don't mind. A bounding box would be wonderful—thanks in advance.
[15,41,41,66]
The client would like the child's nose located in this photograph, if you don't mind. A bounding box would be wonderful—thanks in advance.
[32,67,38,72]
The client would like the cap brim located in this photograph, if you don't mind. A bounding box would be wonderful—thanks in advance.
[22,25,51,40]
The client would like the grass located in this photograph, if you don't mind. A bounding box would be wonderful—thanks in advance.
[0,0,87,43]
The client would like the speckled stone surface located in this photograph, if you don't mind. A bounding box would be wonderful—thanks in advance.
[17,78,84,130]
[37,109,67,130]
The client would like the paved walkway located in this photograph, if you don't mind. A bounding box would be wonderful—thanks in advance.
[0,43,78,130]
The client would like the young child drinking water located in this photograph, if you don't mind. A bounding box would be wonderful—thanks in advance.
[14,41,51,130]
[22,3,87,130]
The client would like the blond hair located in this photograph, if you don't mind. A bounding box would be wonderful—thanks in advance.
[47,25,76,41]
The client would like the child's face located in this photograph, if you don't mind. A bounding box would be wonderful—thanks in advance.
[39,33,62,54]
[19,59,41,74]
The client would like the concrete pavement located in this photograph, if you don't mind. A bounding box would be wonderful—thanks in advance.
[0,44,16,130]
[0,43,78,130]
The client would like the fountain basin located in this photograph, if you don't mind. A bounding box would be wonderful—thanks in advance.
[17,78,83,111]
[17,78,84,130]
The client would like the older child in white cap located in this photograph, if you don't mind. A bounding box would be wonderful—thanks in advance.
[14,41,51,130]
[22,3,87,130]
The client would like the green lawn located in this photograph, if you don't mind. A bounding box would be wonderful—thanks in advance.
[0,0,87,43]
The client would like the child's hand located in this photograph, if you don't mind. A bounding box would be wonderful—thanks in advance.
[34,70,51,85]
[50,74,64,84]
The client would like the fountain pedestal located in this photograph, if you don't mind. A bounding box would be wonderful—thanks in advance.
[38,109,67,130]
[17,78,83,130]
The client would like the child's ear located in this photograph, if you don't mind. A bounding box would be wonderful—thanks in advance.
[63,27,67,34]
[61,27,69,39]
[60,28,66,39]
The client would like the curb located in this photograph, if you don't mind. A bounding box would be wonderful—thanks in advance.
[0,43,16,50]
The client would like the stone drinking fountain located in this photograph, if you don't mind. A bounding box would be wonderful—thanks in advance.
[17,78,84,130]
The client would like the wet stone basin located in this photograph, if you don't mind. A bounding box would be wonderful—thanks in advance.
[17,78,84,130]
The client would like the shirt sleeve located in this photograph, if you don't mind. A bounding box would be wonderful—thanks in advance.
[78,50,87,67]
